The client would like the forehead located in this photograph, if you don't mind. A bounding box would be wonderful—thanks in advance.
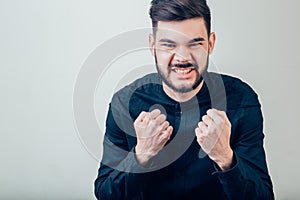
[156,17,208,41]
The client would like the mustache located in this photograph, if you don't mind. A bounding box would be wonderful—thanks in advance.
[170,63,196,69]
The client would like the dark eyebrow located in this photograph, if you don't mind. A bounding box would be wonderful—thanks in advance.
[188,37,205,43]
[158,38,176,43]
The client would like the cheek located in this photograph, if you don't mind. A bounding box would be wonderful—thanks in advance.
[191,49,208,66]
[156,50,174,67]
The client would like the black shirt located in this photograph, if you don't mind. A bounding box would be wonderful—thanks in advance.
[95,72,274,200]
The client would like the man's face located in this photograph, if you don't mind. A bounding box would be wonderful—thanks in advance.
[149,17,215,93]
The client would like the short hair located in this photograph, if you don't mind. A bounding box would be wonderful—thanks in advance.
[149,0,211,36]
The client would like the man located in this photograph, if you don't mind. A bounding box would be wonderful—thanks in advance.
[94,0,274,199]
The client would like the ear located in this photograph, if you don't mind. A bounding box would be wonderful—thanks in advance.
[149,34,155,57]
[208,32,216,55]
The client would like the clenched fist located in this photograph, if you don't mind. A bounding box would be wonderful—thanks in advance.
[195,109,233,171]
[134,109,173,165]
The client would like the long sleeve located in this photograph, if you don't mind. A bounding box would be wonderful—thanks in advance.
[94,105,150,199]
[94,73,274,199]
[214,103,274,199]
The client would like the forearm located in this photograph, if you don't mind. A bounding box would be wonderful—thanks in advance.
[95,135,152,200]
[95,169,145,200]
[216,104,274,199]
[95,152,150,200]
[214,153,274,200]
[95,167,127,199]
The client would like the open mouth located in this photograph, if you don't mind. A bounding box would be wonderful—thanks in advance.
[172,67,194,74]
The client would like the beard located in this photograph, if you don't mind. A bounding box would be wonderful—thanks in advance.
[154,51,208,93]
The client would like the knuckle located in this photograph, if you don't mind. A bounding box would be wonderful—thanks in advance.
[134,120,140,126]
[158,115,166,124]
[161,133,168,140]
[160,114,166,121]
[153,119,161,126]
[220,110,226,115]
[139,111,145,116]
[211,126,217,133]
[198,121,203,127]
[207,109,214,115]
[155,109,161,114]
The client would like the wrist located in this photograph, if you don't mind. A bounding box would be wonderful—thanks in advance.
[134,145,152,166]
[214,149,234,171]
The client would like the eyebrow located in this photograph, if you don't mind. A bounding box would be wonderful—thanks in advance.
[188,37,205,43]
[158,38,176,43]
[158,37,205,44]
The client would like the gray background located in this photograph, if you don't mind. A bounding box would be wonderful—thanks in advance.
[0,0,299,199]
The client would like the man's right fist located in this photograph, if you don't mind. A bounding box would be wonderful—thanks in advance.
[134,109,173,165]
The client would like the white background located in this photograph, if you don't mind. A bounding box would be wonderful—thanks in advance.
[0,0,299,199]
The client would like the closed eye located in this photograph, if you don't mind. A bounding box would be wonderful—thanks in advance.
[162,43,176,48]
[189,42,202,47]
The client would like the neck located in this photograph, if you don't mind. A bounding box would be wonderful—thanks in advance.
[162,81,204,103]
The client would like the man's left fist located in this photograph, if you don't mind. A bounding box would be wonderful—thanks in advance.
[195,109,233,171]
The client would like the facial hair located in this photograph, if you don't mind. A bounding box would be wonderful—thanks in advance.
[154,50,208,93]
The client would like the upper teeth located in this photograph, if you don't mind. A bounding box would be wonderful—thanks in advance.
[175,68,192,74]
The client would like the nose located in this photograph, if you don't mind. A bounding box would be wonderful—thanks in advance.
[173,46,192,63]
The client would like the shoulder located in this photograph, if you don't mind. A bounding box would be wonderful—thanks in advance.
[206,72,260,109]
[110,73,162,114]
[221,73,260,108]
[112,73,161,101]
[107,73,161,133]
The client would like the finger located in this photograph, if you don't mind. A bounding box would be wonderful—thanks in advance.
[198,121,208,136]
[158,121,169,133]
[209,109,231,127]
[165,126,173,138]
[156,114,167,124]
[160,126,173,141]
[195,126,205,137]
[195,126,203,134]
[148,114,166,128]
[198,121,207,129]
[134,111,149,125]
[195,127,201,137]
[195,128,205,144]
[150,109,161,119]
[202,115,213,127]
[197,135,204,144]
[143,115,151,125]
[218,110,231,125]
[207,109,224,125]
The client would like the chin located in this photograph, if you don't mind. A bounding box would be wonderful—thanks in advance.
[173,85,195,93]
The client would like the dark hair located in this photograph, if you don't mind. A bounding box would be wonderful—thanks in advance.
[149,0,211,35]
